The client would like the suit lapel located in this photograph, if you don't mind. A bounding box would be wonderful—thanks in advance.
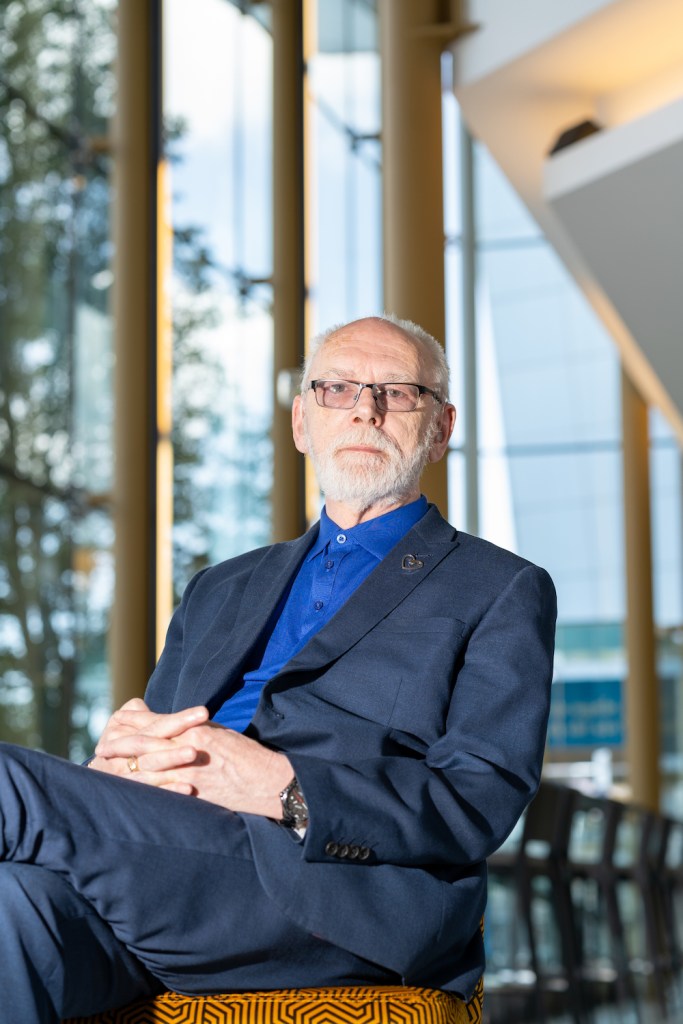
[187,525,319,708]
[267,506,459,693]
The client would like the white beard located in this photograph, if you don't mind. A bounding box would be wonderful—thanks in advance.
[303,419,435,512]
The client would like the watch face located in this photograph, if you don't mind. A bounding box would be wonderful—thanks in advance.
[282,779,308,826]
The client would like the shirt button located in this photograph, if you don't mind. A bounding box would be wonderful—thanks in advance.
[336,533,346,544]
[325,560,334,569]
[314,601,324,611]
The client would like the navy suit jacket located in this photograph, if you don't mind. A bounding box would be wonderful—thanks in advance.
[144,505,556,996]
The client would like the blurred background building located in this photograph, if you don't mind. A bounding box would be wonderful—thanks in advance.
[1,0,682,818]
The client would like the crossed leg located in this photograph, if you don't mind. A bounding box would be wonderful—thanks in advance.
[0,863,161,1022]
[0,742,397,1022]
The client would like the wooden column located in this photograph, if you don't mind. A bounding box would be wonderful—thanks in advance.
[379,0,450,513]
[271,0,306,541]
[621,368,660,810]
[111,0,157,703]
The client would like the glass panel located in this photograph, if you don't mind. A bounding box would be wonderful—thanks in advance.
[650,407,683,814]
[480,449,624,622]
[444,239,466,450]
[446,449,466,533]
[69,507,114,760]
[0,0,116,756]
[650,410,683,629]
[0,478,112,757]
[164,0,274,600]
[441,67,462,242]
[307,0,382,332]
[477,242,621,451]
[461,140,627,772]
[474,139,541,243]
[317,0,378,57]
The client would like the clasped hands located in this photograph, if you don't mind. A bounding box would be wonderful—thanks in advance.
[89,698,294,820]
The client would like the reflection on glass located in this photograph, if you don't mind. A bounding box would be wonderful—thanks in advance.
[164,0,274,601]
[447,125,630,777]
[650,408,683,812]
[0,0,116,756]
[307,0,382,331]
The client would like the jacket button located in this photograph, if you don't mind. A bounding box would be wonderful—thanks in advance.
[325,841,339,857]
[359,847,370,860]
[349,845,360,859]
[338,844,350,859]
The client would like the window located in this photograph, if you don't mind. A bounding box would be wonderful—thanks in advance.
[0,0,116,758]
[163,0,274,599]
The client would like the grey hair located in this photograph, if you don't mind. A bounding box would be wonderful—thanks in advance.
[300,313,450,401]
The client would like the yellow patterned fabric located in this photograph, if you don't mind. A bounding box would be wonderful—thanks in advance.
[63,979,483,1024]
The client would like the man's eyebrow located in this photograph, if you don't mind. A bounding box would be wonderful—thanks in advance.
[315,367,352,379]
[316,369,412,382]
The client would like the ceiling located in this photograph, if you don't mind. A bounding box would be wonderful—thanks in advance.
[451,0,683,440]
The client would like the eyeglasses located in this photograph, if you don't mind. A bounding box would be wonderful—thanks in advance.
[310,379,442,413]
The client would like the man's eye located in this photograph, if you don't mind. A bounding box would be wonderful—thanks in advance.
[326,382,351,395]
[383,387,409,400]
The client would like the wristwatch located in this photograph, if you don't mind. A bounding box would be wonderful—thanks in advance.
[279,776,309,828]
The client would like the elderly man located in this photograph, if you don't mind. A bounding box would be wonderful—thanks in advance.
[0,315,556,1022]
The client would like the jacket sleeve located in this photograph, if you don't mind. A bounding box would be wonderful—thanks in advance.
[143,566,212,713]
[287,563,556,869]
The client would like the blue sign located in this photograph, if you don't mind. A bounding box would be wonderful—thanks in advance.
[547,678,623,748]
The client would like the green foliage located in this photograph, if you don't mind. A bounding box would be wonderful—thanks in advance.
[0,0,116,756]
[0,0,273,756]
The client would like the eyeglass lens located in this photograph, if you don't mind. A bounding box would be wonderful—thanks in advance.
[314,380,421,411]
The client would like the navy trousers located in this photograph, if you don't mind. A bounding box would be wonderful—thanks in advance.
[0,743,398,1023]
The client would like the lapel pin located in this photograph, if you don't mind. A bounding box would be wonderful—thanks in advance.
[401,553,424,572]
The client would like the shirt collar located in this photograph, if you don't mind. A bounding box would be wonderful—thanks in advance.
[308,496,428,562]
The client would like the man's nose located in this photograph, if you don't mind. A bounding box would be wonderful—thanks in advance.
[352,385,383,422]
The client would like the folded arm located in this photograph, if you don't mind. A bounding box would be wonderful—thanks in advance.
[289,563,556,868]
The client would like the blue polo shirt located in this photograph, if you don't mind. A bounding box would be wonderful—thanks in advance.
[212,496,428,731]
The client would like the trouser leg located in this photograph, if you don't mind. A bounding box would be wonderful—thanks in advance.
[0,743,398,1001]
[0,863,161,1024]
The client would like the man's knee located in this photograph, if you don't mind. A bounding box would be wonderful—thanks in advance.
[0,863,158,1016]
[0,862,79,926]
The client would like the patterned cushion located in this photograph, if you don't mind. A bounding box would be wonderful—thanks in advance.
[63,978,484,1024]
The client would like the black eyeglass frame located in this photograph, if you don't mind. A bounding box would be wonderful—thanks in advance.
[309,379,443,412]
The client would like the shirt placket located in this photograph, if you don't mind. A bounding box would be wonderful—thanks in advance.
[303,532,350,633]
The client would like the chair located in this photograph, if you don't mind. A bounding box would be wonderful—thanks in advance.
[612,804,673,1017]
[566,792,635,1018]
[486,781,580,1023]
[659,817,683,974]
[63,979,484,1024]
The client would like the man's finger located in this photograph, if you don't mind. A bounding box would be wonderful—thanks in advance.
[132,747,198,773]
[95,731,201,758]
[155,781,196,796]
[108,705,209,740]
[118,697,149,712]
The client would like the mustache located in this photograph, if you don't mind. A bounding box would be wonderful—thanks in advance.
[330,429,400,456]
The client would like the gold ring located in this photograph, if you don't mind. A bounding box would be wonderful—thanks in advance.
[127,756,139,773]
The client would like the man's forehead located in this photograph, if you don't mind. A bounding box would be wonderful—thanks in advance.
[312,321,425,373]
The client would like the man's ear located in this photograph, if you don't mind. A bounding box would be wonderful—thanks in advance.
[428,403,456,463]
[292,394,308,454]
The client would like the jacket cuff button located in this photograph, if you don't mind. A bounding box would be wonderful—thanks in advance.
[359,847,370,860]
[324,841,339,857]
